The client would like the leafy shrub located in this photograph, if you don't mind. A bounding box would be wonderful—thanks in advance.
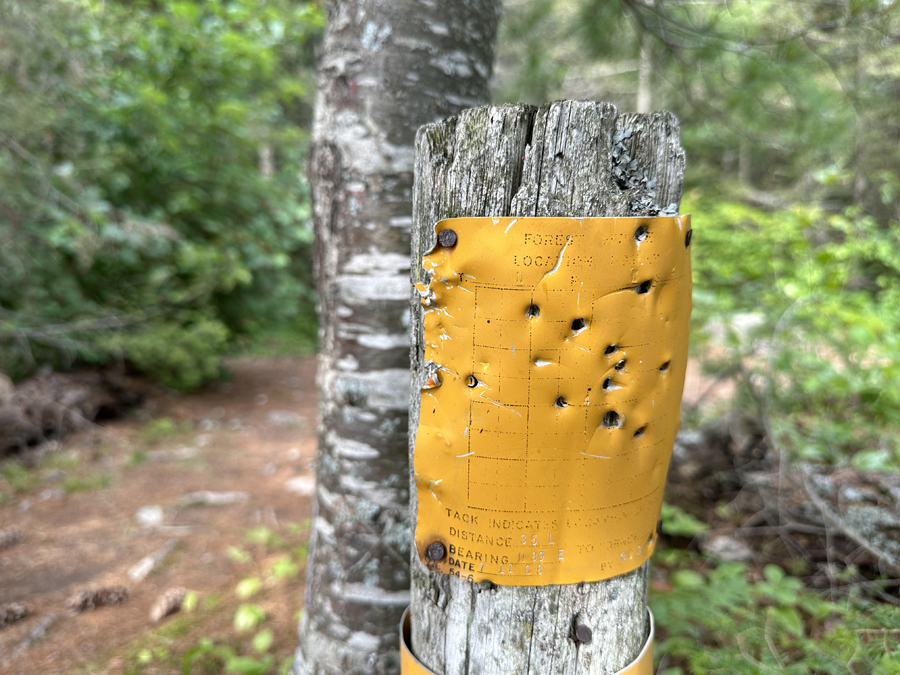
[0,0,323,388]
[651,554,900,674]
[111,319,229,391]
[686,188,900,466]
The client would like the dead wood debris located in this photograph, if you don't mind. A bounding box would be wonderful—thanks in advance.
[0,528,23,550]
[65,586,129,614]
[796,464,900,577]
[0,369,151,458]
[128,539,179,582]
[149,587,187,623]
[2,613,57,666]
[0,602,30,629]
[669,415,900,586]
[178,490,249,507]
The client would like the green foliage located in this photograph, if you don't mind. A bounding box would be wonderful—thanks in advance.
[651,554,900,674]
[233,604,266,632]
[138,416,194,443]
[121,520,309,674]
[244,525,284,549]
[1,461,40,494]
[235,577,263,600]
[686,187,900,465]
[0,0,323,388]
[494,0,568,104]
[660,502,709,538]
[496,2,900,465]
[113,319,229,391]
[1,449,111,500]
[62,471,111,493]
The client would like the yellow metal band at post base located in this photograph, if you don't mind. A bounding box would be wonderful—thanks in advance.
[414,216,692,586]
[400,606,654,675]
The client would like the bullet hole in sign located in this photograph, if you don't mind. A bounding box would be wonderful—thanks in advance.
[634,224,649,243]
[602,411,621,428]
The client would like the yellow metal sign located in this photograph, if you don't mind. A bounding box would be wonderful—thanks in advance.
[400,607,655,674]
[414,216,692,585]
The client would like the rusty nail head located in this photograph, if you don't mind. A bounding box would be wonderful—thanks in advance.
[425,541,446,562]
[438,229,458,248]
[575,624,593,644]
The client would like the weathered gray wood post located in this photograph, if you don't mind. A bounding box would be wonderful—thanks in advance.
[408,101,685,674]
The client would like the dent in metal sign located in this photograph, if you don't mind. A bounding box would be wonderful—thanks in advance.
[414,216,692,586]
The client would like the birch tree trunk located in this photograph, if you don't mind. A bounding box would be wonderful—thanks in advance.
[409,101,685,674]
[295,2,501,674]
[636,32,652,114]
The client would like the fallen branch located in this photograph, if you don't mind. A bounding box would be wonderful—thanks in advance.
[4,613,57,665]
[798,465,900,577]
[128,539,179,582]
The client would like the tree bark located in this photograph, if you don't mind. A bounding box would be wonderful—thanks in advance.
[636,32,652,114]
[409,101,685,674]
[295,2,501,674]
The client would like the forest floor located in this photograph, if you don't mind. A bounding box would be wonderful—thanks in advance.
[0,357,319,675]
[0,356,732,674]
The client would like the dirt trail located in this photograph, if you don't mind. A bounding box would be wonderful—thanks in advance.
[0,357,319,674]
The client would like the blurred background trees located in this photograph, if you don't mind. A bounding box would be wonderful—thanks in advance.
[3,0,898,469]
[0,0,896,512]
[494,0,900,470]
[0,0,896,532]
[2,0,900,672]
[0,0,323,390]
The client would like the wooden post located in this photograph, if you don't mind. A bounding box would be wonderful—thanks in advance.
[409,101,685,674]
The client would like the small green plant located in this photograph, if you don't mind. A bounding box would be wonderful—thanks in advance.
[62,472,111,493]
[227,546,254,566]
[660,502,710,538]
[651,554,900,673]
[118,520,310,674]
[235,577,263,600]
[244,525,284,550]
[268,555,300,581]
[139,417,193,443]
[233,604,266,633]
[129,450,149,466]
[1,461,40,494]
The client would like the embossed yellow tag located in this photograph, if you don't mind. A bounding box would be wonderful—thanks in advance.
[414,216,692,585]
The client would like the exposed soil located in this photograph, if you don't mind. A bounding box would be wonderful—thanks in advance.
[0,354,743,674]
[0,357,319,674]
